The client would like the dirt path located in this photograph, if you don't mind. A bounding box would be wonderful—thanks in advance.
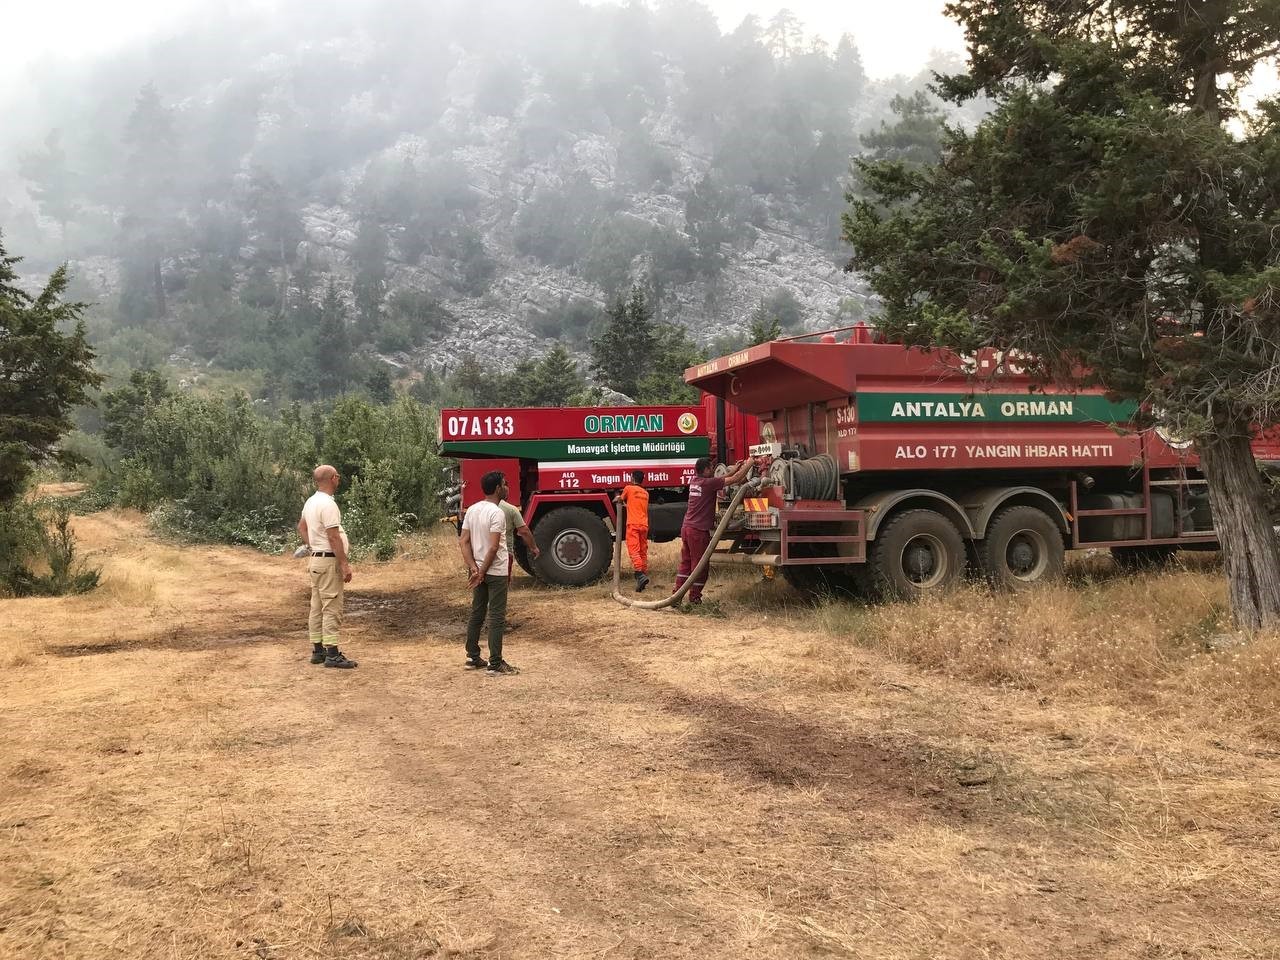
[1,514,1278,958]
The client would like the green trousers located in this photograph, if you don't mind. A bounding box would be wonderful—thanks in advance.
[466,574,508,663]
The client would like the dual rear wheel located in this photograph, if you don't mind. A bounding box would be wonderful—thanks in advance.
[791,505,1067,601]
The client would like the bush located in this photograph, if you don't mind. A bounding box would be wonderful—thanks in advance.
[0,499,45,593]
[2,501,101,597]
[342,460,414,561]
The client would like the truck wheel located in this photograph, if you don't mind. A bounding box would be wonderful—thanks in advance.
[977,505,1065,589]
[531,507,612,586]
[861,508,965,600]
[1111,544,1178,571]
[513,539,535,578]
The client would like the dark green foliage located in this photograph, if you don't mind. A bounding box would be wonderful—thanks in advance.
[0,237,103,508]
[513,176,611,267]
[844,0,1280,628]
[3,500,101,597]
[637,322,704,404]
[589,286,702,402]
[747,314,783,345]
[530,297,604,344]
[590,287,656,399]
[315,281,351,397]
[751,288,804,334]
[102,368,173,457]
[0,499,45,595]
[858,92,946,169]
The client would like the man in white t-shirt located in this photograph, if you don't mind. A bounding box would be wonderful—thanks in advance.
[296,464,357,669]
[460,470,518,675]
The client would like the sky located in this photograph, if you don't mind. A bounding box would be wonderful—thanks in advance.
[0,0,966,87]
[0,0,1273,101]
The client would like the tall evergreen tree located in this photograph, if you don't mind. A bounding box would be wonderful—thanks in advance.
[0,235,102,507]
[590,286,657,399]
[845,0,1280,629]
[316,281,351,398]
[528,344,587,406]
[119,84,180,322]
[19,130,79,249]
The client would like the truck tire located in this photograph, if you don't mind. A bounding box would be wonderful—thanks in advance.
[513,539,535,578]
[859,508,965,600]
[976,505,1065,589]
[1111,544,1178,571]
[531,507,613,586]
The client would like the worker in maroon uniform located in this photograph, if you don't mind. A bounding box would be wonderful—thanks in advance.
[674,456,751,604]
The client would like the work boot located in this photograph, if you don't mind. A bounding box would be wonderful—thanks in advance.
[310,642,326,664]
[635,571,650,593]
[323,647,358,669]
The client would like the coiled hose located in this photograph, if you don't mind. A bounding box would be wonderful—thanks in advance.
[612,478,757,610]
[768,453,838,501]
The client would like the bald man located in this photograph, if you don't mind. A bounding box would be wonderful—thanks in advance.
[296,464,357,669]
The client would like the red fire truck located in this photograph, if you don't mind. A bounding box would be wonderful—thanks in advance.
[687,326,1280,598]
[438,398,758,585]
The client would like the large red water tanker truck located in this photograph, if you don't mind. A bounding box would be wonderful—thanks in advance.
[686,326,1280,598]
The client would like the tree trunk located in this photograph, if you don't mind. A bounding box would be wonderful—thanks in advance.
[1199,431,1280,631]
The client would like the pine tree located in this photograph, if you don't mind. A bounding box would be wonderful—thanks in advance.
[18,130,79,250]
[0,235,102,507]
[351,218,388,341]
[315,281,351,398]
[119,84,180,322]
[764,9,804,59]
[590,286,656,399]
[845,0,1280,629]
[528,345,586,406]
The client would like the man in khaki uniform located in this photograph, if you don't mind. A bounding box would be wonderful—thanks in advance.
[297,464,357,669]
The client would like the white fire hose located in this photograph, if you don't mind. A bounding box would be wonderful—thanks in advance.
[611,476,758,610]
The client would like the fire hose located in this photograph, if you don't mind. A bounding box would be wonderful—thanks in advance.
[611,476,758,610]
[769,453,838,501]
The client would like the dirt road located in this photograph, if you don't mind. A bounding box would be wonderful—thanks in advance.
[2,512,1278,958]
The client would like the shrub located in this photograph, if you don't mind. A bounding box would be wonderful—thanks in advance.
[2,501,101,597]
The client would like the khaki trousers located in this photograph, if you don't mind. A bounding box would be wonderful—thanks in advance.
[308,557,344,645]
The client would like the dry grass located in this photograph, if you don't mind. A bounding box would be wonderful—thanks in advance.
[2,512,1280,959]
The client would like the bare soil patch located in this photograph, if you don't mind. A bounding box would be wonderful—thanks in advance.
[2,513,1278,958]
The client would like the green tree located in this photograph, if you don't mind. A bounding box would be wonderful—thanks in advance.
[590,286,657,398]
[844,0,1280,629]
[19,130,79,248]
[857,92,946,172]
[636,322,704,404]
[351,218,388,340]
[747,313,783,345]
[315,281,351,398]
[522,345,589,406]
[751,288,804,334]
[0,236,102,507]
[119,84,179,322]
[683,174,738,277]
[102,368,172,458]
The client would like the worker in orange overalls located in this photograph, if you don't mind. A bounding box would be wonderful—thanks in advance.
[617,470,650,592]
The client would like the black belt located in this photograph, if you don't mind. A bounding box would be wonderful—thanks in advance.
[312,551,336,557]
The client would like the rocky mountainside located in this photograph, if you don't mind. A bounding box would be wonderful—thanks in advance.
[1,0,955,391]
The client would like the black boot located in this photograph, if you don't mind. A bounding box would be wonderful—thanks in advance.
[310,642,326,664]
[635,571,650,593]
[324,647,358,669]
